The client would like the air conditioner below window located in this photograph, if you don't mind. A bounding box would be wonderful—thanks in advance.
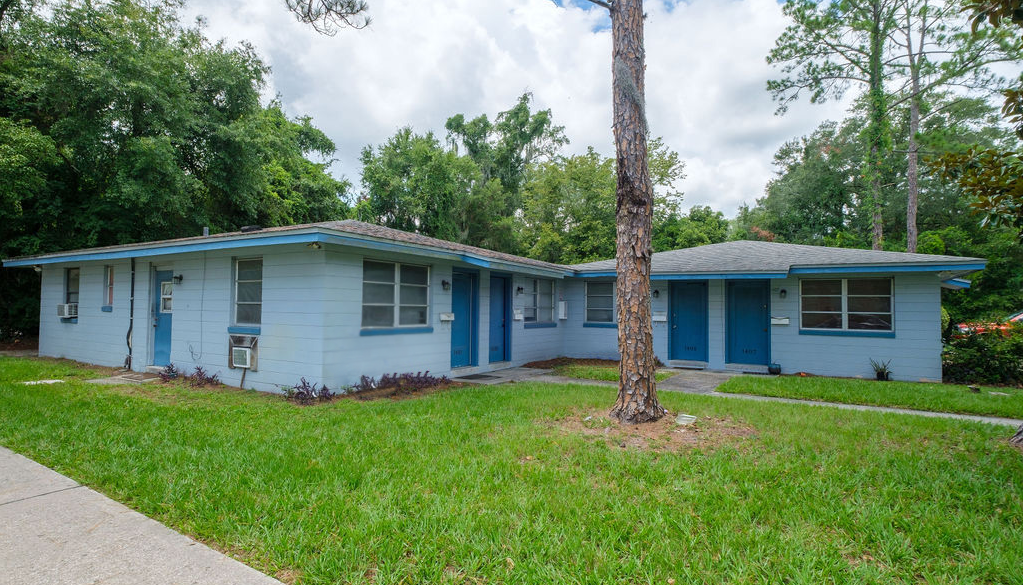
[231,347,252,369]
[57,303,78,318]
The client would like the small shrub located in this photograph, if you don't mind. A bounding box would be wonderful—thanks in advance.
[284,377,334,405]
[188,365,221,387]
[869,358,892,381]
[158,363,181,382]
[943,323,1022,386]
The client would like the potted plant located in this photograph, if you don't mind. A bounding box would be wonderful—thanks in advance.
[869,358,892,381]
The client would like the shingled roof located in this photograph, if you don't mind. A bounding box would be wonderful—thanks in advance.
[2,220,567,272]
[321,221,565,272]
[4,221,984,278]
[569,240,984,275]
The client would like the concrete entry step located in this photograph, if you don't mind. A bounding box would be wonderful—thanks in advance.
[86,372,161,385]
[453,367,551,385]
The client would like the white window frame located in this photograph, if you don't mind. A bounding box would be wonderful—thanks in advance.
[159,281,173,313]
[361,260,430,328]
[585,281,615,323]
[103,265,114,306]
[523,279,554,323]
[234,257,263,326]
[799,277,894,332]
[65,267,80,305]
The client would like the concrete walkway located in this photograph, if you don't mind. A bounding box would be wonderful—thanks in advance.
[0,447,282,585]
[699,391,1023,427]
[485,367,1022,428]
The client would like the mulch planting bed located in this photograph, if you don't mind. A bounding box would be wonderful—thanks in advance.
[523,357,620,369]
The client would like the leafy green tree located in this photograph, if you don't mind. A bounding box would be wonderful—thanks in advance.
[521,148,618,263]
[653,206,729,251]
[519,138,688,263]
[360,128,478,242]
[445,93,567,212]
[769,0,1018,252]
[769,0,899,250]
[885,0,1018,251]
[0,0,350,338]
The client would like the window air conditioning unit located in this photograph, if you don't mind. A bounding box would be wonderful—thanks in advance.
[231,347,252,369]
[57,303,78,318]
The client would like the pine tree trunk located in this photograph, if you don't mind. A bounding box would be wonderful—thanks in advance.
[905,81,922,252]
[607,0,663,425]
[867,0,887,251]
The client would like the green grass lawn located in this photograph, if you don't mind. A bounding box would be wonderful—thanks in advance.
[718,375,1023,419]
[551,364,675,382]
[0,357,1021,584]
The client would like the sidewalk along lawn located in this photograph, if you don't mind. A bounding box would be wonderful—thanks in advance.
[717,375,1023,419]
[550,364,676,382]
[0,356,1020,584]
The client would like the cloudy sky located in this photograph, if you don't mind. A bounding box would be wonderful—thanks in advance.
[182,0,853,217]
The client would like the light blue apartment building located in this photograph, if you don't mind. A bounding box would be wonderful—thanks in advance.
[3,221,984,391]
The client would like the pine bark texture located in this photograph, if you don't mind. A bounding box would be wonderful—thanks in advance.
[906,97,920,252]
[867,0,887,251]
[607,0,664,424]
[903,9,924,254]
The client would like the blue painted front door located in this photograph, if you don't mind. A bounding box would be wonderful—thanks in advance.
[488,275,509,362]
[152,270,173,366]
[726,280,770,365]
[451,272,475,368]
[670,281,708,361]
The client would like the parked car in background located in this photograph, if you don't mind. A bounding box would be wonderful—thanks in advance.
[956,312,1022,335]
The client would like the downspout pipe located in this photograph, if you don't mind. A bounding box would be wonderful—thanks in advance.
[125,257,135,370]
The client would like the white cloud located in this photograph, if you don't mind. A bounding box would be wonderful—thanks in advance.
[182,0,853,217]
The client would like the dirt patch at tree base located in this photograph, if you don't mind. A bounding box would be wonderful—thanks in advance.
[548,409,757,453]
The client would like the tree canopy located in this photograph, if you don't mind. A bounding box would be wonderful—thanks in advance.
[0,0,350,337]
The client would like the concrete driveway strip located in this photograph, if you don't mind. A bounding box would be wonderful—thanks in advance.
[0,447,283,585]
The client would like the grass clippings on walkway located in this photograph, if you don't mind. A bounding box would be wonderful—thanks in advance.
[718,375,1023,419]
[0,356,1020,584]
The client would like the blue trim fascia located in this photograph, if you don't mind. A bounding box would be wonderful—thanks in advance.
[4,230,573,278]
[798,329,896,338]
[942,278,971,289]
[4,233,323,266]
[583,322,617,329]
[228,325,261,335]
[459,255,490,268]
[574,271,617,278]
[572,272,788,280]
[100,305,113,312]
[60,317,78,324]
[360,326,434,336]
[653,273,787,281]
[790,263,986,274]
[524,321,557,329]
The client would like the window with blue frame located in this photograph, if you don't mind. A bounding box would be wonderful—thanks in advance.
[65,267,80,305]
[523,279,554,323]
[234,258,263,325]
[361,260,429,328]
[800,278,893,331]
[585,281,614,323]
[103,266,114,308]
